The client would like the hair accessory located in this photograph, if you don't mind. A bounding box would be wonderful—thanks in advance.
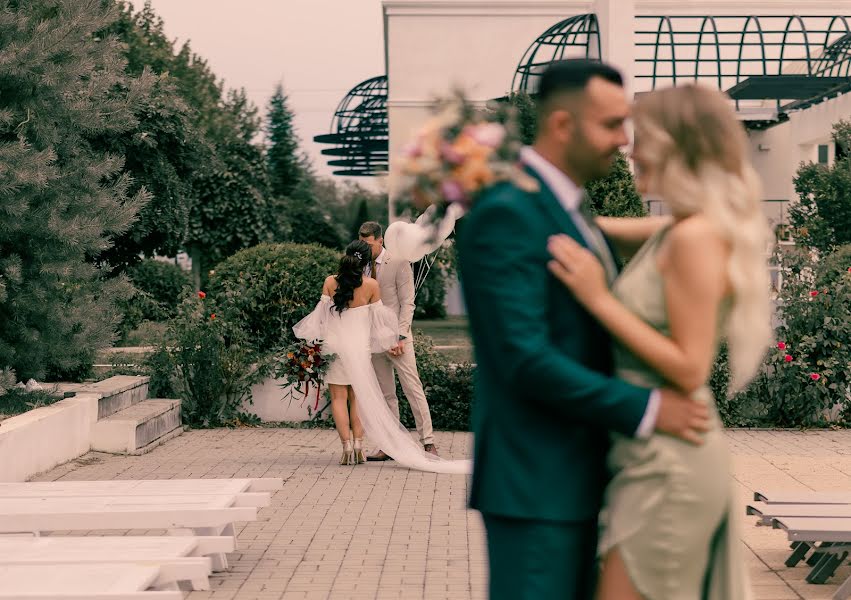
[354,251,363,260]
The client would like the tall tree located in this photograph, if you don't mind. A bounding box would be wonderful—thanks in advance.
[0,0,150,379]
[94,2,210,270]
[349,198,371,242]
[266,83,305,199]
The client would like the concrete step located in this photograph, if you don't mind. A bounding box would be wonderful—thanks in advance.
[54,376,150,420]
[90,399,182,455]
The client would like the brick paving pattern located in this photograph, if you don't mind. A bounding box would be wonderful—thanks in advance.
[31,428,851,599]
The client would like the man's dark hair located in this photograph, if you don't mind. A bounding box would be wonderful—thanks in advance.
[536,59,623,107]
[358,221,383,239]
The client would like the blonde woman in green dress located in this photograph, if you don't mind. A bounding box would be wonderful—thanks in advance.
[548,84,772,600]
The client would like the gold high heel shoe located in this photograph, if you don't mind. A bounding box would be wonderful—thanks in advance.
[353,438,365,464]
[339,439,354,466]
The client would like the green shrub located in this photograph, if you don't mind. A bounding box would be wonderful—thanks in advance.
[118,260,191,340]
[397,334,474,431]
[155,292,269,428]
[712,245,851,427]
[207,243,340,354]
[413,262,447,319]
[0,388,62,416]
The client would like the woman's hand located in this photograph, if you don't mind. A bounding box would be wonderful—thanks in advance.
[547,235,611,310]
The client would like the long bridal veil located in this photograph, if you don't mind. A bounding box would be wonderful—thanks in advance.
[294,296,472,475]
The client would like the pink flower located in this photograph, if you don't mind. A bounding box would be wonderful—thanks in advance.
[401,141,421,159]
[210,313,216,320]
[467,123,506,148]
[810,373,821,381]
[440,141,465,165]
[777,342,786,350]
[440,179,467,204]
[810,290,819,297]
[847,267,851,272]
[784,354,793,363]
[198,291,206,299]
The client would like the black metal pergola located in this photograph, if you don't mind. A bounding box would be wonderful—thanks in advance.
[511,14,601,95]
[313,75,388,176]
[634,15,851,126]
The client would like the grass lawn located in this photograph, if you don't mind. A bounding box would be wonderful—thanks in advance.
[413,316,473,363]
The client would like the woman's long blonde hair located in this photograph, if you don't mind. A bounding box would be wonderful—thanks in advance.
[633,84,773,392]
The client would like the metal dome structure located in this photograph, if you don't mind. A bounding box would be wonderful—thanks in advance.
[633,15,851,120]
[313,75,388,176]
[511,14,601,94]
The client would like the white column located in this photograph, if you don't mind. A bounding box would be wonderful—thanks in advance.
[593,0,636,99]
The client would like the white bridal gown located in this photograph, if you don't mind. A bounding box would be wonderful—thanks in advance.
[293,295,472,475]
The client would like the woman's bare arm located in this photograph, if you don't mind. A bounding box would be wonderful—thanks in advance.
[596,215,672,258]
[549,216,728,394]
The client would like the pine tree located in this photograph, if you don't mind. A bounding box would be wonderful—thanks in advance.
[266,84,305,199]
[0,0,150,379]
[350,199,371,242]
[585,153,647,218]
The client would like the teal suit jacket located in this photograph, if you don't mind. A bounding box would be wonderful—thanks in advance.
[457,169,652,523]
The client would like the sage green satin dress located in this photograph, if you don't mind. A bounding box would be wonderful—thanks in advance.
[598,227,751,600]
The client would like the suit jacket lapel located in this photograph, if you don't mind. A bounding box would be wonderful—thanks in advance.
[523,166,586,247]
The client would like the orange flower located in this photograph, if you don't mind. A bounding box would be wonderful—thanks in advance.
[453,155,496,192]
[286,352,294,359]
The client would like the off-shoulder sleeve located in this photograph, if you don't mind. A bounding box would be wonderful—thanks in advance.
[293,295,332,341]
[369,300,400,353]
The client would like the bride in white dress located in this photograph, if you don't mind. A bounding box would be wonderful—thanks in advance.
[294,240,472,474]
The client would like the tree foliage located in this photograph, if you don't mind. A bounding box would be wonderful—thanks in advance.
[0,0,150,379]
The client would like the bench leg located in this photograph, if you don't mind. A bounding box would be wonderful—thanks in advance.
[787,541,812,567]
[808,542,835,567]
[807,551,848,585]
[192,526,230,572]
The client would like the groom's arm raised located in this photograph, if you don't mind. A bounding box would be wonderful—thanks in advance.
[464,193,661,437]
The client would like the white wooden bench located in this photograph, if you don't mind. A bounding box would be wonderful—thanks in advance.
[0,477,282,498]
[0,563,185,599]
[0,495,257,570]
[756,490,851,505]
[771,517,851,598]
[747,502,851,526]
[0,535,233,591]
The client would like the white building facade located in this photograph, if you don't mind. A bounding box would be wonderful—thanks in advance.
[382,0,851,232]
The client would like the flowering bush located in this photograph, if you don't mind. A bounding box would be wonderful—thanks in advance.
[272,339,336,411]
[153,291,270,428]
[712,245,851,427]
[394,91,538,226]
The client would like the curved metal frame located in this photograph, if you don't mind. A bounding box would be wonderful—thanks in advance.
[511,14,601,94]
[635,15,851,91]
[313,75,388,177]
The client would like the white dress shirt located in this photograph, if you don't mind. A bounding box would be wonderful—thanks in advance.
[364,248,385,278]
[520,146,660,439]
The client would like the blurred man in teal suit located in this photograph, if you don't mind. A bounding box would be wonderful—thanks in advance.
[457,59,710,599]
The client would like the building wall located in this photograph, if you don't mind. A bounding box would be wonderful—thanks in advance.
[383,0,851,312]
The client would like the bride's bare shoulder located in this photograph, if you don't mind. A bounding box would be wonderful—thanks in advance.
[323,275,338,293]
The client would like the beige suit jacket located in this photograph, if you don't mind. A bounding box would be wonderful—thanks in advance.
[374,248,415,337]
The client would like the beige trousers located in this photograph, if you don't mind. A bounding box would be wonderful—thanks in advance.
[371,339,434,445]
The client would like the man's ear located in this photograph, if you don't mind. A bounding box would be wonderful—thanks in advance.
[547,109,575,145]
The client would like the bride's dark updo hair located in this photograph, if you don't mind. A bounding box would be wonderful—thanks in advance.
[333,240,372,314]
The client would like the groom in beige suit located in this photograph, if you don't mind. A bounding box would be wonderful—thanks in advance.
[358,221,438,458]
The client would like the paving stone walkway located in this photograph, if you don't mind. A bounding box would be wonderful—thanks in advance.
[31,428,851,599]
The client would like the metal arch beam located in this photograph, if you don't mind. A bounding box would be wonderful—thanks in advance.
[696,16,723,89]
[779,15,813,75]
[511,14,602,94]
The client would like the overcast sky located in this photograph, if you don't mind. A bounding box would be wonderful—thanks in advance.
[128,0,385,185]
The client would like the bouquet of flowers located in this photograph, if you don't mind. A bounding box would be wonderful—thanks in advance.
[273,339,336,411]
[394,90,538,229]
